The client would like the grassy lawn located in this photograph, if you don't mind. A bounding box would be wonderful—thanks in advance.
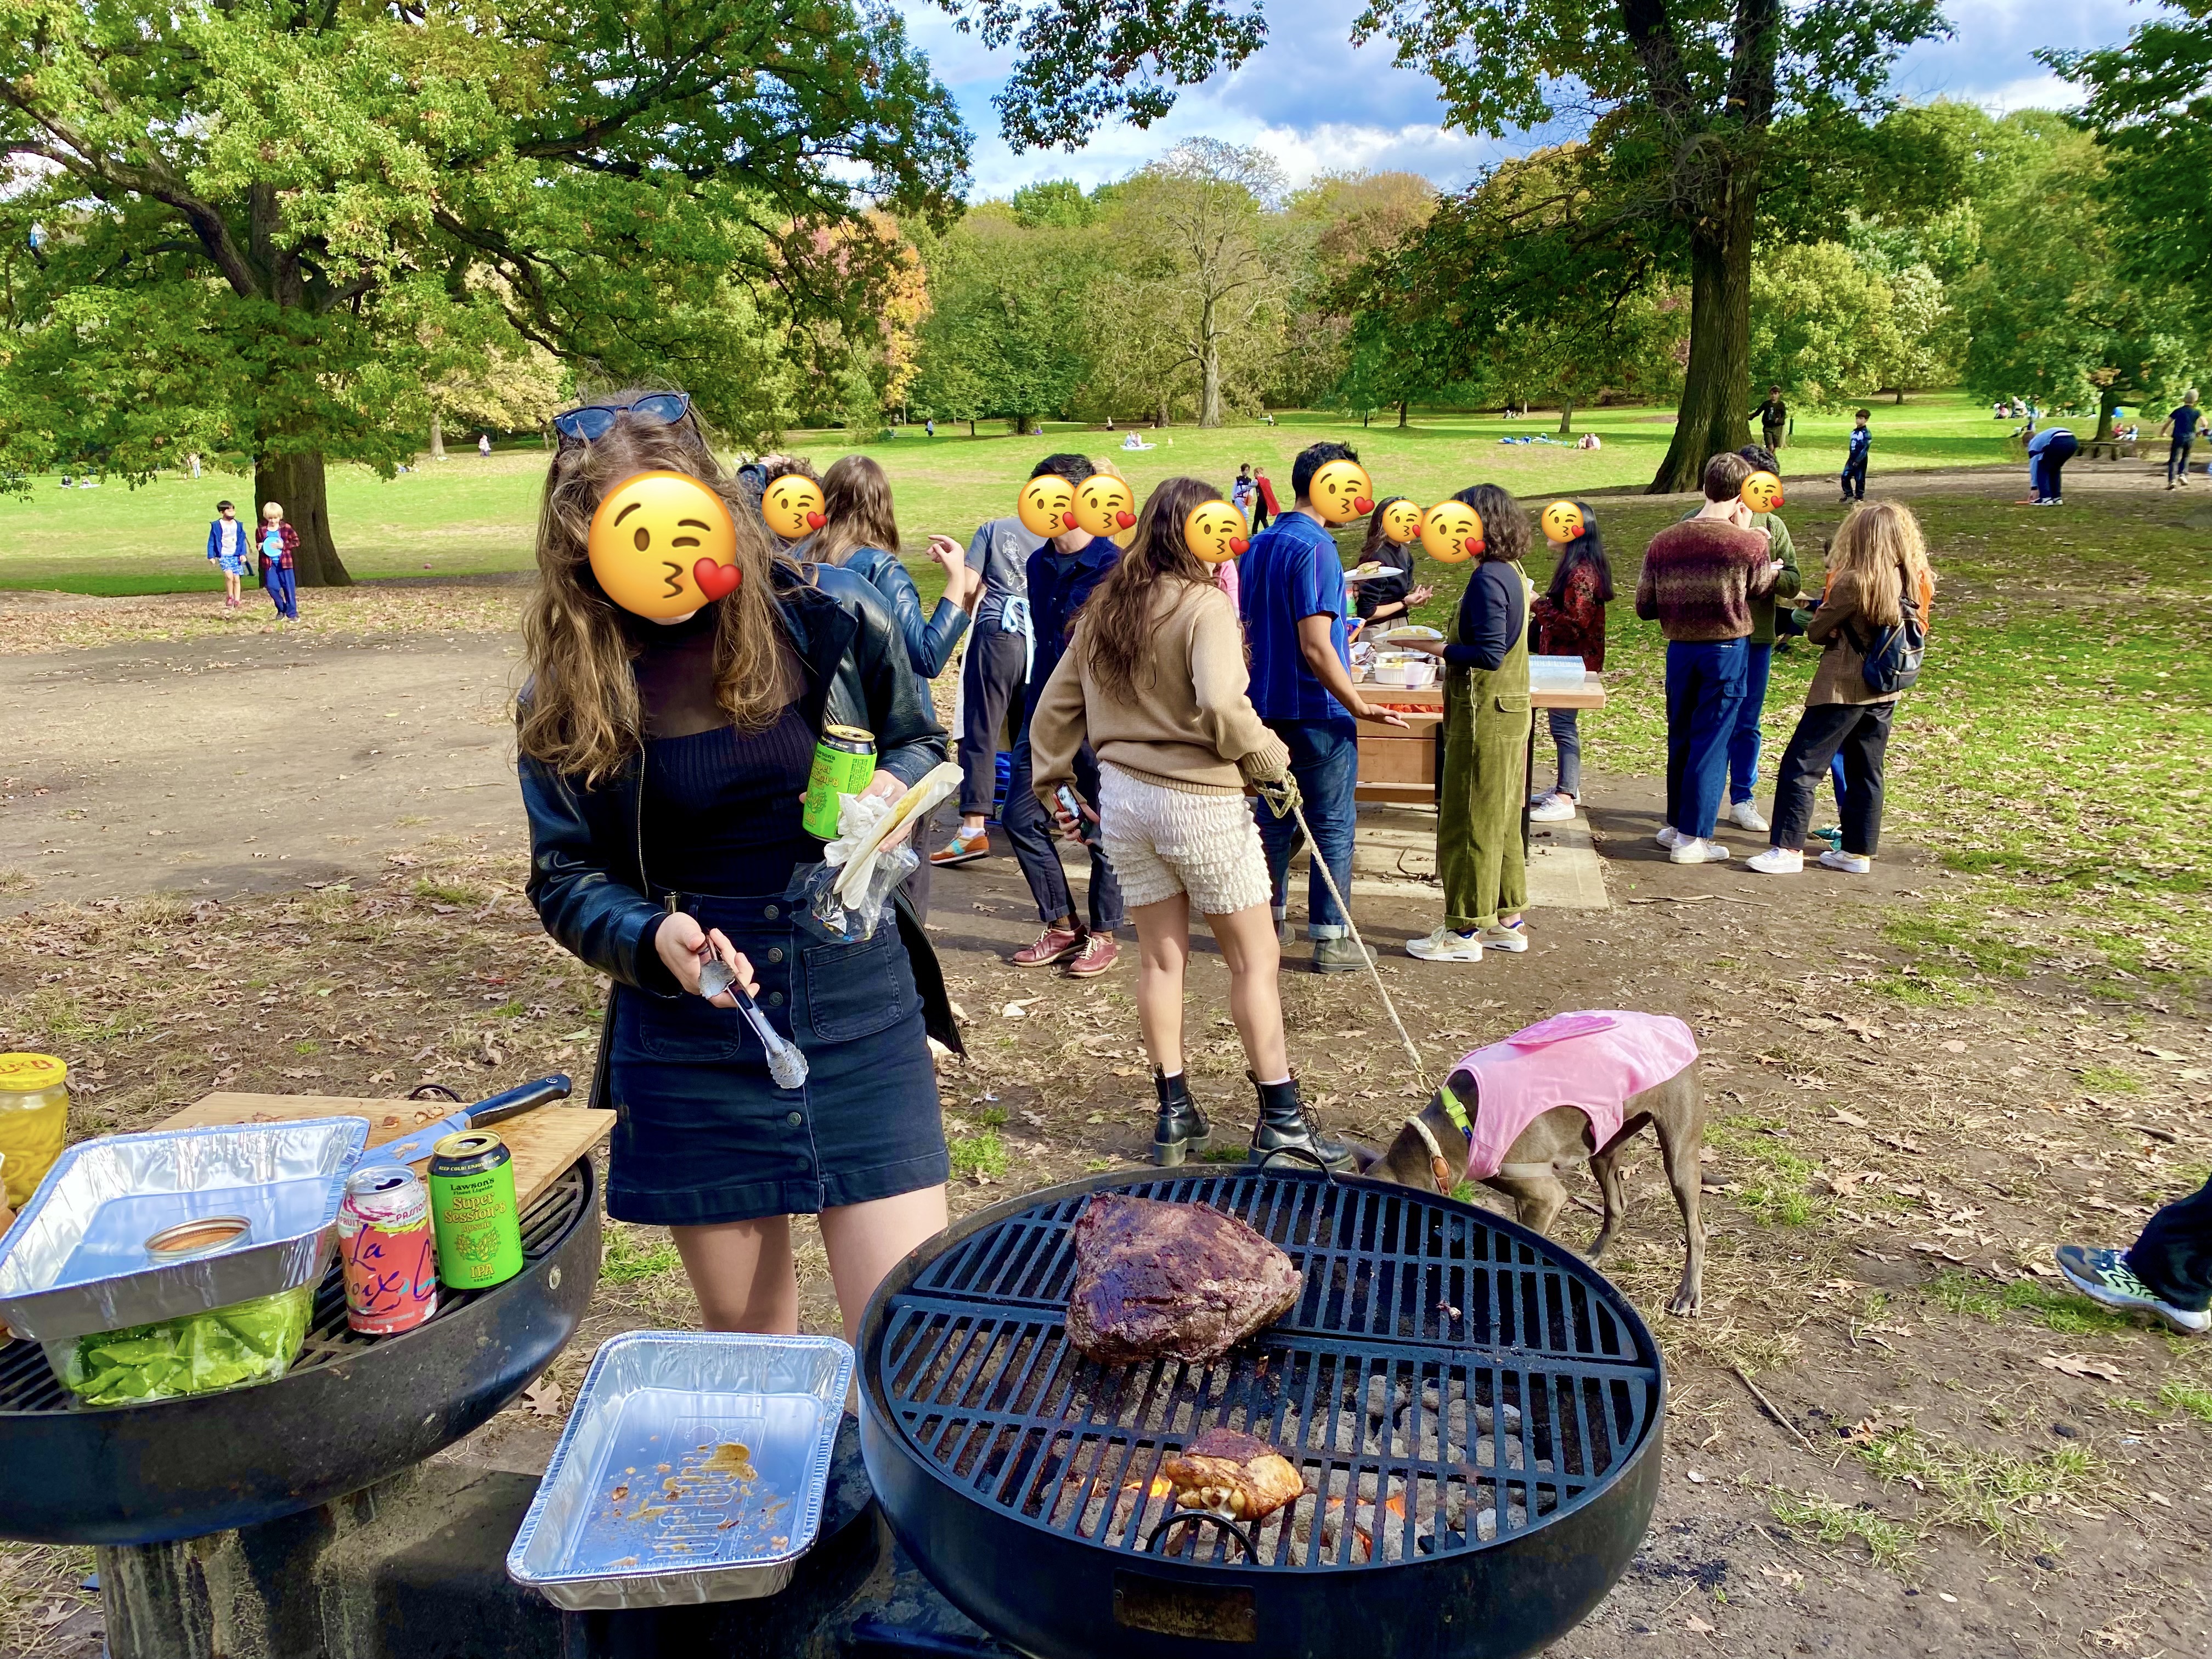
[0,391,2017,595]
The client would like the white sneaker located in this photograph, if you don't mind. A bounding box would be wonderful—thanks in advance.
[1728,800,1770,833]
[1655,825,1686,850]
[1479,920,1530,953]
[1407,926,1484,963]
[1668,837,1732,865]
[1819,849,1872,874]
[1528,794,1577,823]
[1747,847,1803,874]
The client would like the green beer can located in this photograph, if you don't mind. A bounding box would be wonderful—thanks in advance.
[427,1130,524,1291]
[802,724,876,839]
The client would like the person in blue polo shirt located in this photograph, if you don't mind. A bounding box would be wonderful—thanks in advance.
[1000,453,1126,978]
[2163,391,2203,489]
[1239,441,1409,978]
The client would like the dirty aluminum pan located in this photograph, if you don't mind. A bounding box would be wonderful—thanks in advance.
[507,1330,854,1610]
[0,1118,371,1342]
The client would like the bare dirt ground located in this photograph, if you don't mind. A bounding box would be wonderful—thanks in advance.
[2,483,2208,1657]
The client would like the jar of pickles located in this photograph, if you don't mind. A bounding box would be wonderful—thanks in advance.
[0,1053,69,1209]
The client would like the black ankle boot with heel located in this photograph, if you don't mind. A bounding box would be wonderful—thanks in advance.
[1151,1070,1211,1167]
[1248,1073,1355,1172]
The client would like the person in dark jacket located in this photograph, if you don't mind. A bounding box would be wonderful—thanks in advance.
[516,390,957,1344]
[1350,496,1434,629]
[808,453,977,920]
[1528,499,1611,822]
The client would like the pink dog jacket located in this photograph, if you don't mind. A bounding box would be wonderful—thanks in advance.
[1445,1011,1699,1181]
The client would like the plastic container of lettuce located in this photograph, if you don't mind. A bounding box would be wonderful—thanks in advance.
[44,1281,315,1407]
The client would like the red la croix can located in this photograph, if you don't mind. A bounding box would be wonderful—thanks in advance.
[338,1165,438,1335]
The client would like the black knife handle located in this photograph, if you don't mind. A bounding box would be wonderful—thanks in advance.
[467,1074,573,1127]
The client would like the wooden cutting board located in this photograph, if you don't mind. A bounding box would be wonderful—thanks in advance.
[159,1093,613,1212]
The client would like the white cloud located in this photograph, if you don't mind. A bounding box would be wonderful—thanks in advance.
[899,0,2140,198]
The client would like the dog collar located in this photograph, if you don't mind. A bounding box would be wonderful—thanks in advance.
[1404,1112,1446,1168]
[1438,1079,1472,1136]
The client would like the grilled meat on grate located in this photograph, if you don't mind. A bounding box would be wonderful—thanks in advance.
[1161,1427,1305,1520]
[1064,1194,1302,1365]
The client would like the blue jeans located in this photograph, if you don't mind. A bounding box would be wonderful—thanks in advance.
[266,566,297,619]
[1729,642,1773,804]
[1255,718,1357,938]
[1664,639,1747,840]
[1840,457,1866,499]
[1547,707,1581,799]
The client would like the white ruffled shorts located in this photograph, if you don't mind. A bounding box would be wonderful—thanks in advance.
[1097,761,1272,916]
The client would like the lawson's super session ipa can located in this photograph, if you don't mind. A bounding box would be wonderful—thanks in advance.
[801,724,875,839]
[427,1130,524,1291]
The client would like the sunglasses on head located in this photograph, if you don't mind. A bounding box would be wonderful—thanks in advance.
[553,392,693,445]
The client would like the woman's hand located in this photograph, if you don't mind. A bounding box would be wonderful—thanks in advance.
[656,912,758,1007]
[1046,786,1097,841]
[1396,637,1445,658]
[927,534,978,611]
[1408,583,1435,607]
[860,769,909,807]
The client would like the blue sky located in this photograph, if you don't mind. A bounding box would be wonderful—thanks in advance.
[896,0,2140,198]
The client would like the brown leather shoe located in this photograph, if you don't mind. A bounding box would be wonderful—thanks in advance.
[1012,924,1085,967]
[1063,932,1120,978]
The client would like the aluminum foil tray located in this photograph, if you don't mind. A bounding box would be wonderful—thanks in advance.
[0,1118,371,1342]
[507,1331,854,1610]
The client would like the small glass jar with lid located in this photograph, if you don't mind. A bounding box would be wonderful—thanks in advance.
[0,1053,69,1209]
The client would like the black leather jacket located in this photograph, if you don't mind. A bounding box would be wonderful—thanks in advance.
[519,564,962,1103]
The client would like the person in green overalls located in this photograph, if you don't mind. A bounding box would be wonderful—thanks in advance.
[1397,483,1532,963]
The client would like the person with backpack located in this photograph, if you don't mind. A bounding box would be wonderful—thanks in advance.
[1747,501,1934,876]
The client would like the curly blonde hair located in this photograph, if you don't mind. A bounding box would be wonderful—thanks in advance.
[517,391,789,783]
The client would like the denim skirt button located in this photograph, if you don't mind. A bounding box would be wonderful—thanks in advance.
[764,904,780,920]
[787,1111,803,1126]
[766,990,785,1007]
[765,947,784,964]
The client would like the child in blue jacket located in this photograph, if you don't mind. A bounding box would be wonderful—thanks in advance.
[1840,410,1871,502]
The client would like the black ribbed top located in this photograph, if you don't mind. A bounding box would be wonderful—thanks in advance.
[628,605,817,896]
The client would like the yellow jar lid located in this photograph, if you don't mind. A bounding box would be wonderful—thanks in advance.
[0,1053,67,1092]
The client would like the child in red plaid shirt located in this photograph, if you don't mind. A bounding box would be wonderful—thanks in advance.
[258,501,301,620]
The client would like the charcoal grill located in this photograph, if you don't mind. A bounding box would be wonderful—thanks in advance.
[0,1159,599,1546]
[859,1169,1663,1659]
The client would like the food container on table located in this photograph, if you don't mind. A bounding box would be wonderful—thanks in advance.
[507,1330,854,1610]
[0,1118,370,1351]
[1529,653,1589,690]
[0,1053,70,1209]
[50,1280,318,1405]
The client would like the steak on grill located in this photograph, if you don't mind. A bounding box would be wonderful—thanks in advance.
[1065,1195,1302,1365]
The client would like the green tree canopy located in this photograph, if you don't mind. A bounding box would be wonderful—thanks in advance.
[905,206,1096,433]
[2050,0,2212,277]
[0,0,967,582]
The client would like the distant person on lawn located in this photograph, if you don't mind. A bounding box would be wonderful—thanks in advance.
[1238,441,1409,973]
[1840,409,1871,501]
[1752,385,1788,452]
[1747,500,1934,877]
[1636,453,1780,865]
[2162,391,2202,489]
[1700,443,1802,834]
[1249,466,1278,533]
[257,501,301,621]
[205,499,252,611]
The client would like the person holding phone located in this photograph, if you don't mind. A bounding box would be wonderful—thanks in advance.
[515,388,958,1344]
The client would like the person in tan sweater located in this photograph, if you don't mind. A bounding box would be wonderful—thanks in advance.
[1030,476,1348,1172]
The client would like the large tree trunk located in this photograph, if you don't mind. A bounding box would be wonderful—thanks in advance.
[2093,385,2120,443]
[1651,190,1757,494]
[1558,398,1575,436]
[429,414,446,461]
[1199,305,1222,427]
[1155,395,1170,428]
[256,450,352,588]
[1396,399,1409,428]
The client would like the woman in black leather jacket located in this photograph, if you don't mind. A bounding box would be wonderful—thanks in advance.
[517,391,958,1342]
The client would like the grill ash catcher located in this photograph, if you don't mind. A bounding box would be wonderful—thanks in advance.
[856,1167,1664,1659]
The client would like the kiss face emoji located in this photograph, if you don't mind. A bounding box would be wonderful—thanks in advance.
[1018,475,1080,538]
[1541,500,1586,544]
[1073,474,1137,538]
[1308,459,1375,526]
[1183,499,1250,564]
[588,471,741,619]
[1379,499,1423,545]
[1740,471,1785,513]
[761,474,826,541]
[1419,500,1485,563]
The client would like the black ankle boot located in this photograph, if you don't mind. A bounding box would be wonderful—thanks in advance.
[1248,1073,1354,1172]
[1152,1070,1211,1167]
